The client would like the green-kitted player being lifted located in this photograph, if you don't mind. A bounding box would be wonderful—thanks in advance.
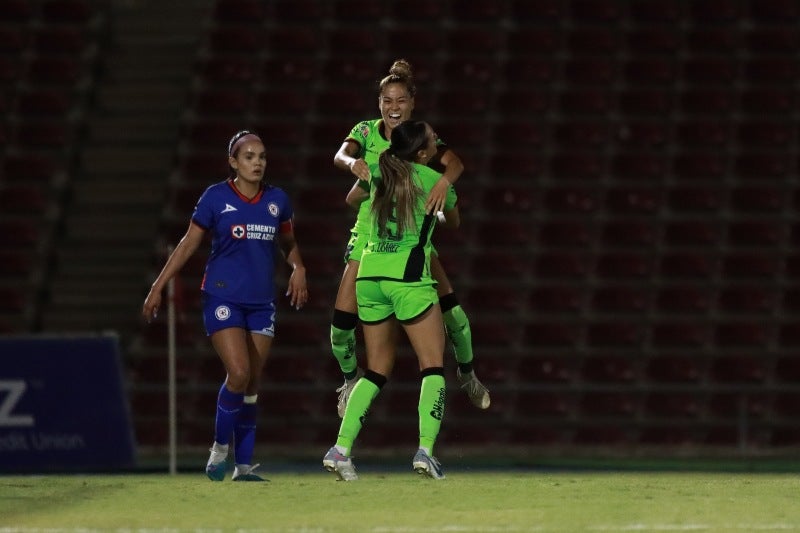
[330,59,490,418]
[324,120,460,480]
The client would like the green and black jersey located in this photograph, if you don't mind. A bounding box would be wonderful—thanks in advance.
[356,163,457,283]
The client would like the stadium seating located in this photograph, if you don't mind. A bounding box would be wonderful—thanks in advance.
[33,0,796,454]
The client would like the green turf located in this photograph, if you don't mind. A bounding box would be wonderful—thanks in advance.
[2,469,799,532]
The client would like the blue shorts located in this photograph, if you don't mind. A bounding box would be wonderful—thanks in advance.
[202,293,276,337]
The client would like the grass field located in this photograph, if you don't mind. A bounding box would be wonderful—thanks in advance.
[2,462,800,532]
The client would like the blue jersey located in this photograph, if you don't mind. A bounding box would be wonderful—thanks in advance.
[191,179,294,305]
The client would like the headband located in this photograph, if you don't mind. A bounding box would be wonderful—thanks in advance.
[228,133,262,157]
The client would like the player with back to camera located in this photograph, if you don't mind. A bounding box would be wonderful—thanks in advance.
[142,130,308,482]
[330,58,489,418]
[324,119,459,480]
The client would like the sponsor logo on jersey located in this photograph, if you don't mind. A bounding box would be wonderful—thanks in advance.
[231,225,245,239]
[267,202,279,217]
[221,203,237,213]
[215,305,231,321]
[429,386,445,421]
[358,123,370,138]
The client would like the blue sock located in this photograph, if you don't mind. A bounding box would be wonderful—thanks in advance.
[234,396,258,465]
[214,384,244,446]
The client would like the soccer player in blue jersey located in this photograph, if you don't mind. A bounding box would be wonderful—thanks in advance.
[330,59,489,418]
[324,120,459,480]
[142,130,308,482]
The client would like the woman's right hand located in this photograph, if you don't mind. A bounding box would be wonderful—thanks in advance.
[349,158,370,181]
[142,289,162,323]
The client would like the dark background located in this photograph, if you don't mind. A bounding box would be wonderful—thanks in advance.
[1,0,799,461]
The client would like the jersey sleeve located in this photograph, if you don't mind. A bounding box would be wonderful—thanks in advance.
[190,186,216,230]
[346,121,371,156]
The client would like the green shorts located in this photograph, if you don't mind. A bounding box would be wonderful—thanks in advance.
[356,279,438,324]
[344,231,367,263]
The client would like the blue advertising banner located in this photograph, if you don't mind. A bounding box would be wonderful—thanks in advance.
[0,335,136,472]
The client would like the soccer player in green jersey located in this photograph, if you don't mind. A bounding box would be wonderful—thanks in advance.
[330,59,489,419]
[323,120,457,480]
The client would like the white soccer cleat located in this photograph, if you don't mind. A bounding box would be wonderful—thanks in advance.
[457,369,491,409]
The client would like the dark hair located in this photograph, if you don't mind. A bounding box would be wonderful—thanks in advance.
[378,59,417,98]
[227,129,263,179]
[373,120,429,238]
[227,129,261,157]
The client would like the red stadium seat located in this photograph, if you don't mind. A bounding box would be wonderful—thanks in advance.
[506,28,560,55]
[193,88,249,115]
[549,152,606,182]
[523,322,581,348]
[604,187,662,214]
[609,153,668,180]
[585,321,644,347]
[516,355,577,383]
[590,286,649,313]
[744,58,798,85]
[682,58,738,85]
[539,221,592,248]
[655,286,714,314]
[626,29,680,54]
[714,321,772,347]
[580,356,637,382]
[618,89,673,116]
[446,27,499,56]
[675,121,731,147]
[563,58,615,85]
[774,357,800,383]
[651,321,711,347]
[212,0,264,23]
[41,0,95,24]
[663,220,721,247]
[197,56,256,84]
[629,1,686,23]
[568,28,620,56]
[516,391,572,416]
[528,286,584,314]
[543,187,600,213]
[579,392,636,416]
[722,253,782,279]
[273,0,327,20]
[691,0,741,22]
[709,356,768,383]
[643,392,702,417]
[734,153,791,180]
[749,0,800,22]
[668,187,725,212]
[553,121,609,148]
[746,28,798,53]
[659,252,718,279]
[741,89,794,115]
[558,90,613,115]
[615,121,670,148]
[503,58,556,86]
[718,286,776,313]
[672,153,727,180]
[33,27,87,54]
[570,0,622,22]
[534,252,592,279]
[727,221,784,247]
[645,355,706,383]
[261,58,316,85]
[679,89,736,115]
[595,252,654,279]
[736,122,794,148]
[687,30,740,55]
[14,89,72,117]
[623,58,677,86]
[601,220,657,247]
